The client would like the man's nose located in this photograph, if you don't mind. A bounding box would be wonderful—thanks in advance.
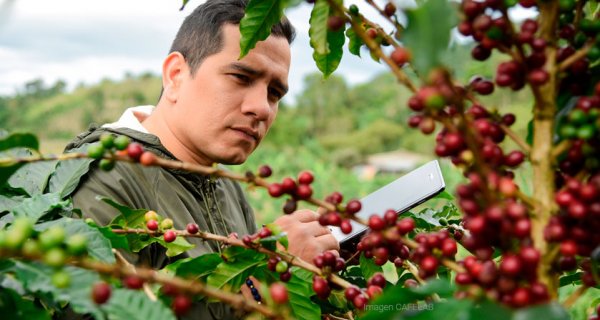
[241,86,272,121]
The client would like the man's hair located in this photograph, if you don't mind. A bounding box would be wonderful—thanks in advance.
[170,0,296,75]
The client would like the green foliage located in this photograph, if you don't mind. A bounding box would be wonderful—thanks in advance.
[310,0,345,76]
[402,0,458,76]
[100,289,176,320]
[286,268,322,320]
[206,247,266,292]
[239,0,287,58]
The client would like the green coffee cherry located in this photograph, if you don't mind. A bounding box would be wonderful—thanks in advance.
[275,261,289,273]
[52,270,71,288]
[114,135,131,151]
[99,159,115,171]
[44,248,67,268]
[87,143,105,159]
[5,218,34,250]
[66,234,88,256]
[39,227,66,250]
[22,239,41,257]
[161,218,174,230]
[99,133,115,149]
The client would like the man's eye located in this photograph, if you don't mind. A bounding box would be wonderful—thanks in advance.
[268,88,283,100]
[232,74,250,83]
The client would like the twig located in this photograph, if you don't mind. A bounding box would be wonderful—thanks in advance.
[500,124,531,154]
[551,140,572,159]
[562,285,587,309]
[403,260,441,302]
[558,43,593,72]
[113,249,157,301]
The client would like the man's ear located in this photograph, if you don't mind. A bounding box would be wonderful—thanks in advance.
[161,52,186,103]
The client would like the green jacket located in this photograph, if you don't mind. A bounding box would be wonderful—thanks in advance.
[66,125,258,319]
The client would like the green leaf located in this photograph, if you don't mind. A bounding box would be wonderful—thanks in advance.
[0,194,26,214]
[167,253,222,280]
[102,197,148,228]
[207,249,266,292]
[0,287,51,320]
[11,193,70,222]
[0,164,24,187]
[0,132,39,152]
[402,0,457,76]
[96,225,130,250]
[346,27,363,57]
[512,302,570,320]
[100,289,175,320]
[468,300,512,320]
[8,160,57,196]
[179,0,190,10]
[287,268,321,320]
[102,198,194,256]
[559,272,583,287]
[407,299,473,320]
[48,156,94,198]
[564,286,600,320]
[313,27,345,77]
[35,218,115,263]
[409,278,455,298]
[309,0,330,55]
[10,261,104,319]
[359,253,383,281]
[239,0,286,58]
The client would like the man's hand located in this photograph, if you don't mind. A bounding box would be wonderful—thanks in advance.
[274,209,340,262]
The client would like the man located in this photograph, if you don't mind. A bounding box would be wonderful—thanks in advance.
[65,0,338,317]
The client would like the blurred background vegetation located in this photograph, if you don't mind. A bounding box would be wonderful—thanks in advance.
[0,44,534,224]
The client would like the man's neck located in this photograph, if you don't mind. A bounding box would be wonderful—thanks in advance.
[142,106,214,166]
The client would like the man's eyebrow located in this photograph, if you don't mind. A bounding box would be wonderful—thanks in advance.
[226,62,288,95]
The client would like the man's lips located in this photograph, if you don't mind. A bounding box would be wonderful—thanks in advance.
[231,126,259,141]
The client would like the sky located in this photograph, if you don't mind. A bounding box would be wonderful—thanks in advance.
[0,0,393,103]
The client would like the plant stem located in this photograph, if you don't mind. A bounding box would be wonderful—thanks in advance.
[562,285,588,309]
[531,0,560,298]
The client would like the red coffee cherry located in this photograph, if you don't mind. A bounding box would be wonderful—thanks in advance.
[126,143,144,161]
[258,165,272,178]
[327,15,345,31]
[384,2,396,16]
[345,200,362,215]
[163,230,177,243]
[139,151,156,166]
[500,255,522,277]
[295,184,313,200]
[391,47,411,67]
[123,275,144,290]
[281,177,297,194]
[367,285,383,299]
[298,170,314,185]
[186,223,199,234]
[312,276,331,299]
[91,282,112,304]
[270,282,289,304]
[344,286,361,301]
[353,294,368,310]
[172,294,192,316]
[340,220,353,234]
[368,215,386,231]
[368,273,387,288]
[146,220,158,231]
[268,183,284,198]
[396,218,415,235]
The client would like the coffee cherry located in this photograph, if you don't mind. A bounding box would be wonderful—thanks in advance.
[512,288,531,307]
[327,16,345,31]
[144,211,159,222]
[384,2,396,16]
[39,227,66,250]
[345,286,361,301]
[270,282,289,304]
[52,270,71,288]
[258,165,272,178]
[396,218,415,235]
[126,143,144,161]
[420,256,439,276]
[66,234,88,256]
[367,285,383,299]
[295,184,313,199]
[529,69,549,85]
[504,150,525,167]
[258,227,272,238]
[560,240,578,256]
[500,255,522,277]
[87,143,105,159]
[163,230,177,243]
[275,261,289,273]
[281,177,297,193]
[383,209,397,225]
[298,171,314,185]
[312,276,331,299]
[349,4,359,15]
[268,183,284,198]
[369,273,387,288]
[139,151,156,166]
[353,294,368,310]
[280,270,292,282]
[98,159,115,171]
[91,282,112,304]
[113,135,130,150]
[340,220,353,234]
[123,275,144,289]
[455,273,472,285]
[366,28,378,39]
[368,215,386,231]
[391,47,411,67]
[146,220,159,231]
[345,200,362,215]
[186,223,199,234]
[172,294,192,316]
[441,238,458,257]
[99,133,115,148]
[472,45,492,61]
[161,218,174,230]
[283,198,297,214]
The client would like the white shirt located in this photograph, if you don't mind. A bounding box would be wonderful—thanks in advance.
[102,105,154,133]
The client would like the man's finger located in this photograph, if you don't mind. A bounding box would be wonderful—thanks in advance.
[316,233,340,251]
[293,210,319,223]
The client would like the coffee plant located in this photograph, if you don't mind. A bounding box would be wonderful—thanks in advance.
[1,0,599,319]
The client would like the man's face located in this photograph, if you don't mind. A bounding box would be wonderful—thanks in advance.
[165,24,291,165]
